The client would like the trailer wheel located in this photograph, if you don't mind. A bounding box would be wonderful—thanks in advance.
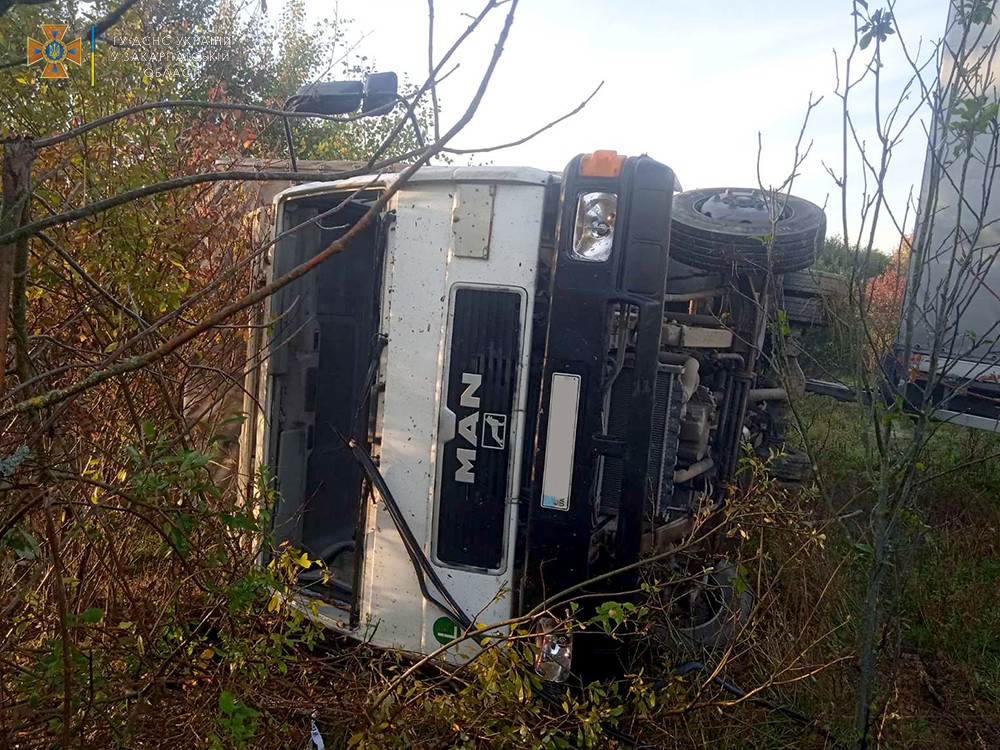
[670,188,825,274]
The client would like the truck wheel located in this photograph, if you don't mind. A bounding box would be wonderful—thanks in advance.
[660,563,753,651]
[670,188,825,274]
[770,450,813,482]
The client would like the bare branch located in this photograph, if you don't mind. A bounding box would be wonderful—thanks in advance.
[444,82,604,155]
[0,0,522,420]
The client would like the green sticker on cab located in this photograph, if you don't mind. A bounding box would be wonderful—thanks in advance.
[432,616,462,646]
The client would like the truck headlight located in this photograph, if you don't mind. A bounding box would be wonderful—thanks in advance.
[571,192,617,262]
[534,617,573,682]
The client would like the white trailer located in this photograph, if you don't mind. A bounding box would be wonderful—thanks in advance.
[896,2,1000,430]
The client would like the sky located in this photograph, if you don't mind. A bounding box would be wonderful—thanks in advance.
[296,0,951,253]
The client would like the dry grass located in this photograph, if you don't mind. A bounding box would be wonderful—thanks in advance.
[4,397,998,749]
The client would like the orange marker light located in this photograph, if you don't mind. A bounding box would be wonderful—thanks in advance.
[579,150,625,178]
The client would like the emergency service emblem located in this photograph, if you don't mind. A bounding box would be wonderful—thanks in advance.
[27,25,83,79]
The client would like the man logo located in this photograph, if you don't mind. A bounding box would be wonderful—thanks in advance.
[454,372,509,484]
[482,413,507,451]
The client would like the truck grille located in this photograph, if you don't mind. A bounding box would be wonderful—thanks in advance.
[435,287,522,570]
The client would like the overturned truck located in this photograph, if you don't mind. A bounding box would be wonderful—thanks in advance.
[242,151,826,678]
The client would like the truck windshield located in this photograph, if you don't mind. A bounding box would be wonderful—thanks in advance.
[265,190,385,608]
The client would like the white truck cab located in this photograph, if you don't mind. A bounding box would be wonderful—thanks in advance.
[244,153,826,677]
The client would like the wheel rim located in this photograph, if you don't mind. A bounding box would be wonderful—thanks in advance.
[694,188,793,230]
[667,572,729,632]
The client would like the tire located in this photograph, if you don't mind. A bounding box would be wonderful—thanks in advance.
[670,188,826,274]
[781,295,825,326]
[660,564,753,651]
[781,269,848,296]
[769,450,813,482]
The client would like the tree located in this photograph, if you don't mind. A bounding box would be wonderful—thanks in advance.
[814,235,891,278]
[761,3,1000,748]
[0,0,531,744]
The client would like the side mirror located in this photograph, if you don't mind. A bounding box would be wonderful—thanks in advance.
[289,81,364,115]
[287,73,400,117]
[363,71,399,115]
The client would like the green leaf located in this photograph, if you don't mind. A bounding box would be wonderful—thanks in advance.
[219,690,235,714]
[81,607,104,624]
[3,526,40,560]
[220,412,247,427]
[776,309,790,336]
[860,31,873,50]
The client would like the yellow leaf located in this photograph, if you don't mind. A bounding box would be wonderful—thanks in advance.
[267,592,282,612]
